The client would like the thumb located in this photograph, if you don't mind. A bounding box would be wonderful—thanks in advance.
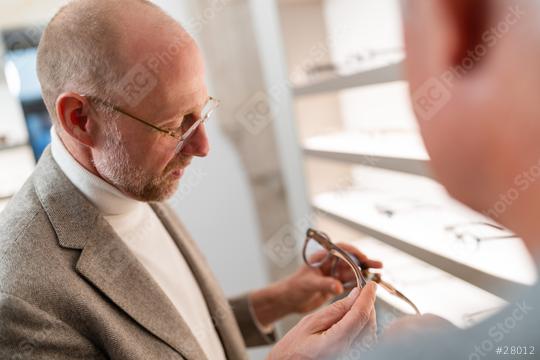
[327,282,378,340]
[304,287,360,334]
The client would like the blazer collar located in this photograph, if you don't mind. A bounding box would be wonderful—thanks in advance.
[33,147,208,359]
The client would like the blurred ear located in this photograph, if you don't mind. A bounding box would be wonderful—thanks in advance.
[402,0,490,87]
[441,0,490,68]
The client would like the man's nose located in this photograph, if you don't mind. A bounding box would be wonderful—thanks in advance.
[180,124,210,157]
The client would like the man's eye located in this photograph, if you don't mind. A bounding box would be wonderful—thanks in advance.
[181,113,197,132]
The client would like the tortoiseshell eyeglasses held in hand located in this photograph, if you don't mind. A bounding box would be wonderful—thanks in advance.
[303,228,421,315]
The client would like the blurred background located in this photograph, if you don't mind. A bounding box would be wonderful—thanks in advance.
[0,1,537,359]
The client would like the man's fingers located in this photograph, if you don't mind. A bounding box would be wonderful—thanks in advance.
[335,243,383,269]
[323,277,344,295]
[327,282,378,340]
[364,259,383,269]
[305,274,343,295]
[308,250,329,264]
[304,287,360,334]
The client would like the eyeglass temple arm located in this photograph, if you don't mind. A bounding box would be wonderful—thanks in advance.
[358,263,421,315]
[376,278,421,315]
[446,221,509,232]
[88,96,171,135]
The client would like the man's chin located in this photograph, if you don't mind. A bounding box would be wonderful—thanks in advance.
[146,181,181,202]
[123,177,181,203]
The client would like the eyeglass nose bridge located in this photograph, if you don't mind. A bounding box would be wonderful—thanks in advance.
[174,118,206,154]
[305,228,367,288]
[175,97,220,154]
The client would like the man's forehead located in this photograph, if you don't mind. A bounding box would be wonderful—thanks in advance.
[106,5,208,118]
[153,58,207,109]
[116,5,198,66]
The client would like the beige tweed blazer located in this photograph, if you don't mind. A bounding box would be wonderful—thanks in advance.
[0,147,273,359]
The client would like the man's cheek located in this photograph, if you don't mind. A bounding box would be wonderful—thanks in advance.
[144,141,175,170]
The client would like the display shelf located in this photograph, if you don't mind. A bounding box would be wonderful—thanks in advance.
[313,190,537,300]
[293,61,404,97]
[303,131,431,178]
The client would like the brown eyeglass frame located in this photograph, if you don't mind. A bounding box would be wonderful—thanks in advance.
[304,228,367,288]
[303,228,421,315]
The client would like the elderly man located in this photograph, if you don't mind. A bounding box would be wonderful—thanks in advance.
[0,0,379,359]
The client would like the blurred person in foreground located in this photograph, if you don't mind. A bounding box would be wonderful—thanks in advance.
[374,0,540,358]
[274,0,540,359]
[0,0,381,359]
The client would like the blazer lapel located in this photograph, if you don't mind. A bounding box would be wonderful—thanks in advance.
[151,203,248,360]
[75,222,207,359]
[33,148,208,359]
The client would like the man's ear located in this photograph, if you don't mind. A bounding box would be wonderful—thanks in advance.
[402,0,490,90]
[441,0,490,68]
[55,93,94,147]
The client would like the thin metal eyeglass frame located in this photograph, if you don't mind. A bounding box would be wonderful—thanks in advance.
[444,221,517,249]
[86,95,220,153]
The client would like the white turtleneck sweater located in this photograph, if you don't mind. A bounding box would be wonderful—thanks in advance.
[50,128,226,360]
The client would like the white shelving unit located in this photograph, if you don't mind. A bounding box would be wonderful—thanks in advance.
[293,61,404,97]
[251,0,537,324]
[303,131,431,178]
[314,190,536,300]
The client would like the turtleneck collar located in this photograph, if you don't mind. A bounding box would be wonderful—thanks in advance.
[50,126,143,216]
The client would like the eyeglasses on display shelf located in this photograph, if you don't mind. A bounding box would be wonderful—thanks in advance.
[305,47,404,77]
[444,221,518,252]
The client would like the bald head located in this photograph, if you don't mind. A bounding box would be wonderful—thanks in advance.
[36,0,190,123]
[36,0,208,203]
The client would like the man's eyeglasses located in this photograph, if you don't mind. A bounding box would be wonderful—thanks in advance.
[303,228,421,315]
[444,221,517,251]
[87,95,220,154]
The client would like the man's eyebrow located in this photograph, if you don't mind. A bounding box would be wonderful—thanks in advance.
[158,98,208,127]
[157,114,185,129]
[179,97,209,116]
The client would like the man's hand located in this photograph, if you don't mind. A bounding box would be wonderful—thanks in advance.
[267,282,378,360]
[250,243,382,328]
